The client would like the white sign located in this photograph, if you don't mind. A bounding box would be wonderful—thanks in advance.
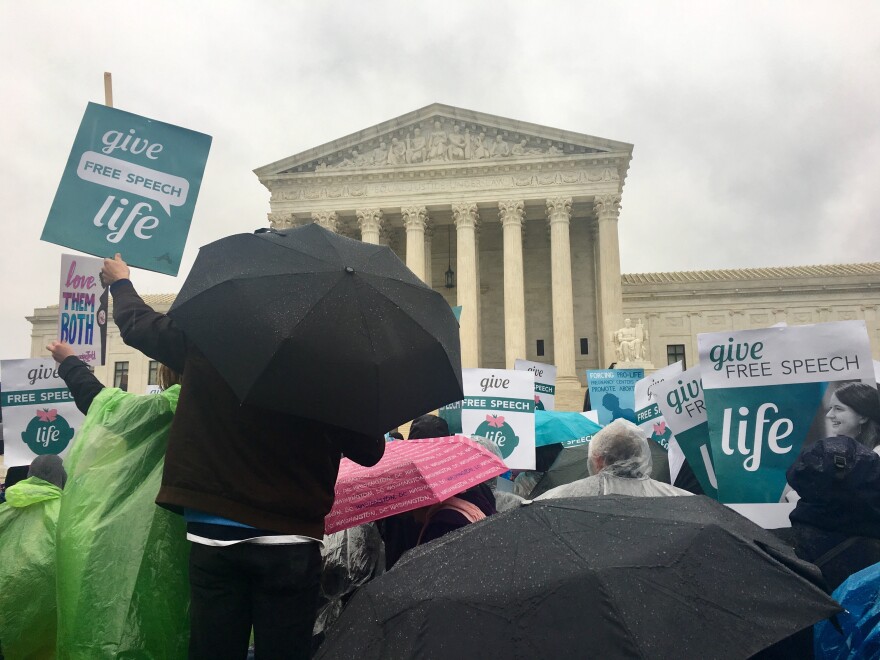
[461,368,535,470]
[1,358,84,467]
[514,359,557,411]
[58,254,108,366]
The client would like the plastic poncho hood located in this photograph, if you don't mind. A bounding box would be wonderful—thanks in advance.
[0,476,63,659]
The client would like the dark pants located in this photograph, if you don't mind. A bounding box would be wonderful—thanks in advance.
[188,542,321,660]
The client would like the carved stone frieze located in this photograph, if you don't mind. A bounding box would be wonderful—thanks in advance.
[282,117,609,174]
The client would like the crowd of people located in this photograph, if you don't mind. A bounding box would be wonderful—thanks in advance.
[2,252,880,658]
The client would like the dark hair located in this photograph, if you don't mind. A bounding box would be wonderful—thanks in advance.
[834,382,880,449]
[388,431,404,440]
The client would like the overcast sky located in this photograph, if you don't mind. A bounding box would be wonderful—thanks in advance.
[1,1,878,360]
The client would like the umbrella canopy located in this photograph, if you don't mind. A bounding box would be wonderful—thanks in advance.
[527,444,590,498]
[317,496,841,660]
[168,223,463,436]
[535,409,603,448]
[324,436,506,534]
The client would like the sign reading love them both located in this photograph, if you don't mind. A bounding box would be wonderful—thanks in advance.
[41,103,212,276]
[58,254,108,366]
[1,358,85,467]
[698,320,874,505]
[460,369,536,470]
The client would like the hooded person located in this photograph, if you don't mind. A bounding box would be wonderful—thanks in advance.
[0,468,64,658]
[28,454,67,489]
[45,339,191,657]
[408,413,451,439]
[786,435,880,591]
[535,419,692,499]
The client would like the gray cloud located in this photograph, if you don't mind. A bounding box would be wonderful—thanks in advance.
[1,1,878,358]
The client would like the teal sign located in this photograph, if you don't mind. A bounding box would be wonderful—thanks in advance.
[42,103,212,276]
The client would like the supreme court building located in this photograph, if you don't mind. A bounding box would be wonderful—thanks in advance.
[27,104,880,411]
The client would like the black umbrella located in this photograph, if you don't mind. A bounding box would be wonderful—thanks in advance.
[168,223,462,436]
[316,496,840,660]
[527,444,589,498]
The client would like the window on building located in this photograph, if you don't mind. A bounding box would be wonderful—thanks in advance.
[667,344,686,370]
[536,339,545,357]
[114,361,129,392]
[147,360,159,386]
[580,338,589,355]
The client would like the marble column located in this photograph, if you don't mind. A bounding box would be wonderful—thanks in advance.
[424,221,434,288]
[546,197,579,386]
[402,206,428,281]
[498,200,527,368]
[311,211,339,233]
[452,202,481,368]
[594,194,623,367]
[356,208,384,244]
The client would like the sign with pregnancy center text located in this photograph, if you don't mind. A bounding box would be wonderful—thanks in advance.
[461,369,536,470]
[42,103,212,275]
[698,321,874,503]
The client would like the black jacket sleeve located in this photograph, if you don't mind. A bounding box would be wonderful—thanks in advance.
[58,355,105,415]
[327,426,386,467]
[111,280,187,374]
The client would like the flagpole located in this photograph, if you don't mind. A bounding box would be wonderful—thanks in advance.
[103,72,113,107]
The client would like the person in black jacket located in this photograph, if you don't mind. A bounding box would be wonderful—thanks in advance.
[101,254,385,660]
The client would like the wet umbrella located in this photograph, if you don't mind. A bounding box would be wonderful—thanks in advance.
[316,496,841,660]
[168,223,462,436]
[527,444,590,498]
[535,409,602,448]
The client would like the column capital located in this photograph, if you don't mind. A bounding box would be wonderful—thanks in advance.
[546,197,572,224]
[401,205,428,230]
[311,211,339,232]
[452,202,480,229]
[268,212,294,229]
[498,200,525,227]
[356,208,384,231]
[594,193,622,219]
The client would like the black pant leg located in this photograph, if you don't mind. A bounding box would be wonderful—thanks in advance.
[250,543,322,660]
[188,543,253,660]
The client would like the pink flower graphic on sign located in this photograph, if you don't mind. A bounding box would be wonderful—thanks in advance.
[486,415,505,428]
[653,421,667,436]
[36,409,58,422]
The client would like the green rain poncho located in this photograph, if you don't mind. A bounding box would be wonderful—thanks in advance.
[0,476,63,660]
[56,385,189,659]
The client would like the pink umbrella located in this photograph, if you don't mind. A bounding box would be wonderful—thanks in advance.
[325,435,507,534]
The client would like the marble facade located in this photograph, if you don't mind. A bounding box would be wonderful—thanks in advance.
[24,106,880,411]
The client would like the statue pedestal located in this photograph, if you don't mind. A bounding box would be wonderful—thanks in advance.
[616,359,656,372]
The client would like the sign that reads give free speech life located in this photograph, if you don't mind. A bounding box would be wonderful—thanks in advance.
[1,358,85,467]
[514,359,557,411]
[653,365,719,499]
[42,103,212,276]
[460,368,536,470]
[698,320,874,504]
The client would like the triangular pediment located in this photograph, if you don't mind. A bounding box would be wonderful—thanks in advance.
[254,103,633,177]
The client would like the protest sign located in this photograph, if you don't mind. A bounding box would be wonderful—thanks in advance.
[514,359,557,410]
[654,366,719,498]
[586,368,643,425]
[699,320,874,504]
[42,103,212,276]
[438,399,463,434]
[461,369,535,469]
[634,361,682,451]
[1,358,84,467]
[58,254,108,365]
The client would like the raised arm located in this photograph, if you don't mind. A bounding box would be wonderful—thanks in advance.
[325,424,386,467]
[101,254,187,374]
[48,341,104,415]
